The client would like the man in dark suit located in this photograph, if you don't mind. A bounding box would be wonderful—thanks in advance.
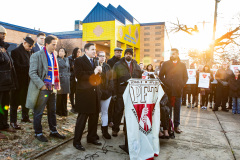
[107,47,123,127]
[32,32,45,53]
[73,43,102,151]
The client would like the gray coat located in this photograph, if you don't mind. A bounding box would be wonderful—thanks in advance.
[57,57,70,94]
[26,50,54,109]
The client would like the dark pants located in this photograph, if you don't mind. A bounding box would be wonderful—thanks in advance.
[108,98,115,123]
[201,91,210,106]
[112,97,124,132]
[10,104,29,123]
[209,84,217,103]
[182,88,187,105]
[215,84,229,110]
[70,79,76,109]
[56,94,68,116]
[73,113,99,145]
[169,96,181,128]
[33,90,57,134]
[228,97,232,108]
[0,91,10,130]
[187,93,195,104]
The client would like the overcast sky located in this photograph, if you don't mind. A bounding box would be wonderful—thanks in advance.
[1,0,240,53]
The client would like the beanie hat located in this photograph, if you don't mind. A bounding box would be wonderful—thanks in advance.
[0,25,7,34]
[124,48,133,56]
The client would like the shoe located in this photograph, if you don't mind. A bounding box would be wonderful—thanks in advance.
[35,134,48,142]
[112,131,118,137]
[21,118,32,123]
[209,103,212,109]
[159,135,165,139]
[101,126,111,139]
[73,143,85,151]
[187,104,191,108]
[222,109,229,112]
[108,122,114,127]
[10,123,21,130]
[164,135,170,139]
[0,132,7,139]
[119,145,129,154]
[70,108,77,114]
[201,106,205,110]
[191,104,194,108]
[50,132,66,139]
[87,140,102,146]
[0,127,16,133]
[174,127,182,134]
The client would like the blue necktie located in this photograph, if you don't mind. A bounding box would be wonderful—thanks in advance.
[90,58,94,67]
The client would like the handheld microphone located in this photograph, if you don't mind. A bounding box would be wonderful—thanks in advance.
[94,57,100,66]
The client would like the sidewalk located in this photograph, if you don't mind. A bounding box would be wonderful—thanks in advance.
[39,106,239,160]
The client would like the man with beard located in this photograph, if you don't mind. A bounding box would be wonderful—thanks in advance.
[112,48,141,153]
[107,47,123,127]
[159,48,188,134]
[10,37,35,129]
[0,25,17,139]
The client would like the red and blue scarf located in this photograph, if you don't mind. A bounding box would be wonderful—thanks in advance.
[43,47,60,90]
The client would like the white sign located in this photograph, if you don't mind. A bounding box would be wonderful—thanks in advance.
[198,73,210,88]
[230,65,240,72]
[123,79,164,160]
[211,69,218,84]
[186,69,196,84]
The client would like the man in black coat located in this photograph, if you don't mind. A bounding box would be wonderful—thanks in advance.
[0,25,17,139]
[159,48,188,134]
[107,47,123,126]
[112,48,142,137]
[73,43,102,151]
[32,33,45,53]
[10,37,34,129]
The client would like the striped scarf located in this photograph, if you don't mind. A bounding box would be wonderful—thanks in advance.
[43,47,60,90]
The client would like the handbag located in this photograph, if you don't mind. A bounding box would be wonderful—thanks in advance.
[0,70,13,86]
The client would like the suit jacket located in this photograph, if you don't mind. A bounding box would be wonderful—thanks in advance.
[26,49,49,109]
[74,54,101,113]
[32,43,41,53]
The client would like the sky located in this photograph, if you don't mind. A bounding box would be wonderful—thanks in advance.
[1,0,240,56]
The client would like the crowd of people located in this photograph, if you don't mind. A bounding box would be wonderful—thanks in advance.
[0,24,240,154]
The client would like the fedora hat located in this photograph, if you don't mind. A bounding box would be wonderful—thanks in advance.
[24,36,35,46]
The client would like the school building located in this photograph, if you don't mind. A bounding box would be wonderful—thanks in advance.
[0,2,164,68]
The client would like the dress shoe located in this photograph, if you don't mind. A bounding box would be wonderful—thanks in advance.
[174,127,182,134]
[35,134,48,142]
[222,108,229,112]
[10,123,21,130]
[119,145,129,154]
[21,118,32,123]
[87,140,102,146]
[0,127,16,133]
[112,131,118,137]
[0,132,7,139]
[50,132,66,139]
[73,144,85,151]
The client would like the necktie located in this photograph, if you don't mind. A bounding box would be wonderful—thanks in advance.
[90,58,94,67]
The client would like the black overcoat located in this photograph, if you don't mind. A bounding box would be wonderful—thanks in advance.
[74,54,101,114]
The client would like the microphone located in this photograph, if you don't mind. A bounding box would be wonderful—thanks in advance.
[94,57,100,66]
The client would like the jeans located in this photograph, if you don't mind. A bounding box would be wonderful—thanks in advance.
[169,96,181,128]
[33,90,57,134]
[0,91,10,130]
[232,97,240,114]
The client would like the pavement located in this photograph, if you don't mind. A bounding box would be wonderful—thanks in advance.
[38,105,239,160]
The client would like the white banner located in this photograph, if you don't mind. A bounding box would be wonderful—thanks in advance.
[230,65,240,72]
[123,79,164,160]
[198,73,210,88]
[211,69,218,84]
[186,69,196,84]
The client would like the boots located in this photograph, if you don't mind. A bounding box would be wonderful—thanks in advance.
[101,126,111,139]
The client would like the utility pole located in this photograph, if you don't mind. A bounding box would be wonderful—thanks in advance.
[210,0,220,65]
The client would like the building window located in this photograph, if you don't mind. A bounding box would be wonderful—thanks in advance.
[155,26,161,29]
[144,43,150,46]
[155,43,161,46]
[144,49,150,52]
[155,32,161,35]
[144,27,150,30]
[155,37,161,40]
[144,32,150,35]
[155,54,161,57]
[144,38,150,41]
[155,49,161,52]
[144,54,150,57]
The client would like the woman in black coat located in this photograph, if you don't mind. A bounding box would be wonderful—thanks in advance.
[68,48,81,113]
[56,48,70,116]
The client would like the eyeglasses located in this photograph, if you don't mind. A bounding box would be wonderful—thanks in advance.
[98,55,105,57]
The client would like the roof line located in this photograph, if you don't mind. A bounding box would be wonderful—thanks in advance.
[140,22,165,26]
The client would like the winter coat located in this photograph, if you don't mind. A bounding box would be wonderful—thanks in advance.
[113,57,142,97]
[74,54,101,114]
[215,68,233,87]
[159,58,188,97]
[228,75,240,98]
[10,43,31,106]
[68,55,77,94]
[57,57,70,94]
[0,44,17,92]
[100,62,113,100]
[107,56,120,69]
